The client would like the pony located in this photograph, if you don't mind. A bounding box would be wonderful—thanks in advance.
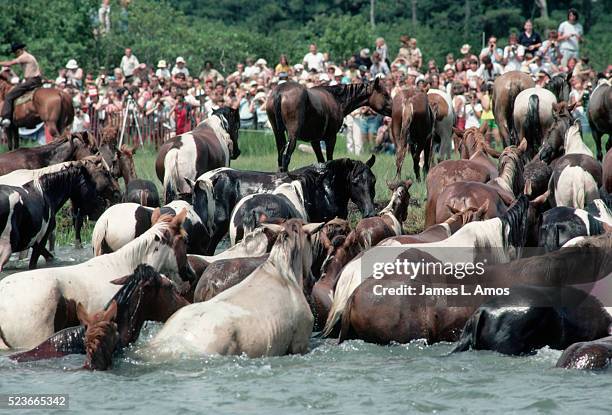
[539,117,591,163]
[267,79,391,171]
[0,70,74,150]
[155,106,240,203]
[0,211,195,349]
[588,79,612,161]
[146,220,323,358]
[427,89,455,161]
[556,337,612,370]
[492,71,535,145]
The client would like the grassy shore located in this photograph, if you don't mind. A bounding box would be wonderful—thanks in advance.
[1,129,598,246]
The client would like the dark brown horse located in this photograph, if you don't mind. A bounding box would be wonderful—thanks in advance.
[556,336,612,370]
[0,71,73,150]
[424,127,499,226]
[77,301,119,371]
[0,133,95,175]
[267,79,392,172]
[392,90,436,180]
[492,71,535,146]
[604,148,612,194]
[588,80,612,161]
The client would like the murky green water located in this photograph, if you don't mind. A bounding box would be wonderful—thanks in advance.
[1,246,611,414]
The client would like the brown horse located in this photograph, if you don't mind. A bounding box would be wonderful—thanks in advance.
[0,72,73,150]
[77,301,119,371]
[604,148,612,194]
[0,133,95,175]
[492,71,535,146]
[556,336,612,370]
[392,90,436,180]
[267,79,392,172]
[424,127,499,226]
[588,80,612,161]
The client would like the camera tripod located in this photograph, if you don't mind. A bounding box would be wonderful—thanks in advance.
[118,93,143,147]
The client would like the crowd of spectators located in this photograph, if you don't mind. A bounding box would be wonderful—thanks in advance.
[6,7,610,152]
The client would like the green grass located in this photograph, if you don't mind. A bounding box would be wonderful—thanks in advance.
[1,129,600,245]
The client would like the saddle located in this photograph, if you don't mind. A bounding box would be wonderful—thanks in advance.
[15,90,36,106]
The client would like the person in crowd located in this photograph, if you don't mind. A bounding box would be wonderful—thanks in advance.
[372,116,394,154]
[345,108,363,156]
[65,59,83,89]
[170,93,191,135]
[479,83,500,146]
[229,62,245,83]
[253,89,268,129]
[480,36,503,65]
[518,19,542,53]
[156,60,171,81]
[466,59,480,91]
[452,82,467,130]
[98,0,111,34]
[459,44,477,66]
[408,38,423,70]
[569,75,589,131]
[464,91,482,129]
[199,60,224,84]
[538,29,562,74]
[558,8,583,67]
[503,33,525,72]
[398,35,411,61]
[303,43,325,73]
[375,37,388,64]
[477,56,503,84]
[244,58,259,78]
[71,105,90,133]
[355,49,372,70]
[370,52,390,78]
[120,48,139,80]
[238,87,256,129]
[275,55,292,75]
[171,57,190,80]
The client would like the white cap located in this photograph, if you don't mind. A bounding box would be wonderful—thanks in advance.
[255,58,267,66]
[176,56,186,64]
[66,59,78,69]
[294,63,304,70]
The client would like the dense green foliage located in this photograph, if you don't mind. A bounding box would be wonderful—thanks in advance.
[1,0,611,76]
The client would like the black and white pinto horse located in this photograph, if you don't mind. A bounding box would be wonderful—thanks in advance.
[229,181,308,245]
[194,156,377,254]
[0,158,120,270]
[91,184,214,256]
[538,197,612,252]
[155,106,240,203]
[124,179,161,207]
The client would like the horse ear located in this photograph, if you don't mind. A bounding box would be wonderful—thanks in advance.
[151,208,162,225]
[373,76,383,91]
[566,70,572,84]
[130,144,137,154]
[303,222,325,235]
[477,199,490,214]
[446,204,461,214]
[261,223,284,234]
[103,300,118,322]
[110,274,131,285]
[184,177,195,191]
[366,154,376,168]
[172,208,188,229]
[518,138,528,153]
[403,179,413,189]
[567,101,578,113]
[387,181,399,191]
[76,303,92,328]
[531,190,550,206]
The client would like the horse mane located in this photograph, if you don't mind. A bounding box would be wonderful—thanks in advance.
[99,125,119,147]
[499,195,530,251]
[84,319,118,370]
[546,75,569,101]
[317,83,370,113]
[571,233,612,249]
[496,145,525,195]
[0,160,84,190]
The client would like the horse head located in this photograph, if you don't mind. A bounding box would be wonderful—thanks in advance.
[386,180,413,223]
[346,156,377,218]
[116,144,138,184]
[367,77,392,116]
[546,73,572,102]
[213,106,241,159]
[148,208,197,283]
[539,102,575,163]
[109,264,190,346]
[78,156,122,217]
[77,301,119,371]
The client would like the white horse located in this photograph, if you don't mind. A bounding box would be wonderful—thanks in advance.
[145,220,321,358]
[322,196,534,336]
[0,211,194,349]
[553,166,599,209]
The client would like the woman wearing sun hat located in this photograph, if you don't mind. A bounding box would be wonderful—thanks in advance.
[65,59,83,89]
[156,59,171,80]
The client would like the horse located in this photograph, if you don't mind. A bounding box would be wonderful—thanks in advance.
[341,235,612,347]
[321,195,542,337]
[0,211,195,350]
[539,116,589,163]
[424,126,499,226]
[392,90,436,180]
[523,159,553,200]
[267,79,391,172]
[0,71,74,150]
[124,179,161,207]
[146,220,322,358]
[0,157,121,270]
[451,286,611,356]
[427,89,455,161]
[0,133,95,175]
[588,79,612,161]
[556,337,612,370]
[538,205,608,252]
[492,71,535,146]
[91,198,213,256]
[155,106,240,203]
[549,165,599,209]
[195,157,377,254]
[605,148,612,194]
[432,140,527,224]
[513,89,559,158]
[229,181,308,245]
[8,264,189,369]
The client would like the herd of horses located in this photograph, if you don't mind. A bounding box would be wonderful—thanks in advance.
[1,72,612,372]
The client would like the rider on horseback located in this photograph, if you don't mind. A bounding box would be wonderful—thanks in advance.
[0,42,42,128]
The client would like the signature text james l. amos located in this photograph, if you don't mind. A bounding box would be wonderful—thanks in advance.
[372,284,510,296]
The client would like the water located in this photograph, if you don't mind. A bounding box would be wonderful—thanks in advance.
[2,247,612,414]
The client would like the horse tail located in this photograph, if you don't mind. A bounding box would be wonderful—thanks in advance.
[450,309,483,353]
[505,83,523,145]
[163,148,181,203]
[338,293,356,344]
[524,94,541,152]
[91,214,108,256]
[295,89,308,142]
[272,88,286,138]
[140,189,149,206]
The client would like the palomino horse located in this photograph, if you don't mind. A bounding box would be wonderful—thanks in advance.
[9,264,189,369]
[392,90,436,180]
[588,79,612,161]
[155,106,240,203]
[0,133,95,175]
[147,220,323,358]
[492,71,535,146]
[0,211,195,349]
[267,79,392,172]
[0,71,73,150]
[195,157,377,254]
[0,157,121,269]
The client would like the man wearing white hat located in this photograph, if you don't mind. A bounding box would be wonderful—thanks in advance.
[65,59,83,89]
[155,60,170,80]
[120,48,139,79]
[172,56,190,78]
